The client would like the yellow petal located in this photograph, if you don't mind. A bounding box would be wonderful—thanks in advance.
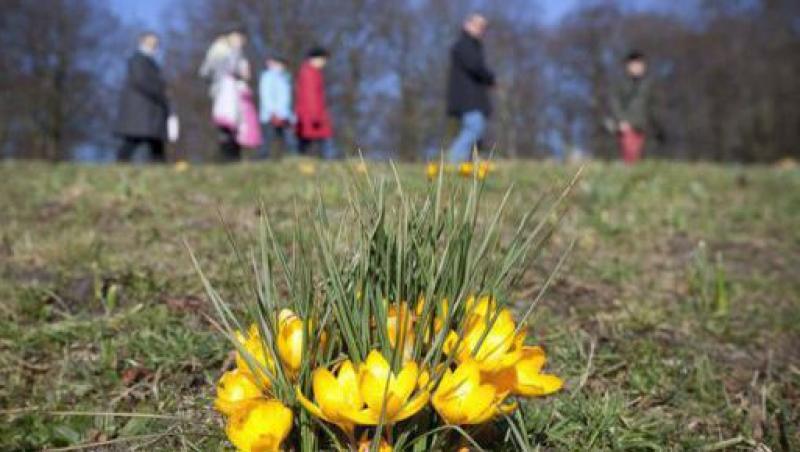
[432,361,486,425]
[337,360,363,410]
[515,372,563,396]
[394,390,430,422]
[393,362,419,404]
[442,330,460,355]
[468,310,518,372]
[356,352,429,424]
[215,369,263,416]
[225,399,293,452]
[312,367,347,421]
[462,384,498,424]
[278,309,304,373]
[518,346,546,372]
[450,360,481,397]
[417,369,431,390]
[295,387,331,424]
[235,326,275,386]
[359,351,393,416]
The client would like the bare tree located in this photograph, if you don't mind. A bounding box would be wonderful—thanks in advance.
[0,0,125,160]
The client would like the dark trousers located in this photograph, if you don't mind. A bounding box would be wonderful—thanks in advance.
[218,127,241,162]
[117,137,165,163]
[298,137,336,159]
[258,123,297,160]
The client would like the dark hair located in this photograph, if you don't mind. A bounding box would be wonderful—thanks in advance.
[625,50,646,62]
[269,55,288,64]
[307,46,330,58]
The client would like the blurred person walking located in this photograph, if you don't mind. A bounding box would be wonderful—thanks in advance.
[609,51,656,164]
[199,30,260,162]
[114,32,171,163]
[446,13,495,163]
[258,56,297,159]
[295,47,336,159]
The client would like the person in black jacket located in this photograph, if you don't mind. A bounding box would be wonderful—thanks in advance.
[446,13,495,163]
[114,32,170,162]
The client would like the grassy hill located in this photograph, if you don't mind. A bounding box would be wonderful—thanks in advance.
[1,160,798,450]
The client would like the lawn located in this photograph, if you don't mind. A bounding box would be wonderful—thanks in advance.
[1,159,798,451]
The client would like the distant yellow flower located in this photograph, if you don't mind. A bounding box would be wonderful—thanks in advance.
[235,325,276,386]
[357,432,393,452]
[482,346,563,397]
[215,368,264,416]
[296,360,362,436]
[477,162,491,179]
[225,399,293,452]
[174,160,190,172]
[298,162,316,175]
[432,360,516,425]
[457,161,491,180]
[277,309,304,374]
[426,162,441,180]
[350,351,429,425]
[354,161,369,174]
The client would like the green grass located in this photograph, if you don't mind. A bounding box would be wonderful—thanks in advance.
[1,159,798,451]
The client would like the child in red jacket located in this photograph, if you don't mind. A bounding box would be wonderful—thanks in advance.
[295,47,337,159]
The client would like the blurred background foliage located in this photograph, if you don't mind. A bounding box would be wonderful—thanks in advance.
[0,0,798,162]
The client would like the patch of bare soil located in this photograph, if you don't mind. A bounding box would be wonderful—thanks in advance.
[712,238,798,285]
[539,276,619,317]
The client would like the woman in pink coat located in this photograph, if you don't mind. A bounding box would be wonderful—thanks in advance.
[294,47,336,159]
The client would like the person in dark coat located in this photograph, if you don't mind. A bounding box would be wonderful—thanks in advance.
[114,32,170,162]
[295,47,336,159]
[446,13,495,163]
[609,50,656,164]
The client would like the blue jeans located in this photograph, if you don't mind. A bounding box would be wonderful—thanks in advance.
[299,138,337,160]
[448,110,486,163]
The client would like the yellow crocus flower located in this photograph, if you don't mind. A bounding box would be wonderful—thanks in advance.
[386,303,415,362]
[415,296,449,337]
[483,346,563,397]
[350,350,430,425]
[298,162,316,175]
[354,161,369,174]
[225,399,293,452]
[174,160,190,172]
[296,360,362,436]
[235,325,275,386]
[215,368,264,416]
[463,295,496,322]
[457,161,491,180]
[426,162,440,180]
[277,309,304,374]
[432,360,516,425]
[444,308,525,373]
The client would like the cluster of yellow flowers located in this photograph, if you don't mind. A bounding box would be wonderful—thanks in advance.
[426,161,494,180]
[213,297,561,451]
[213,310,305,451]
